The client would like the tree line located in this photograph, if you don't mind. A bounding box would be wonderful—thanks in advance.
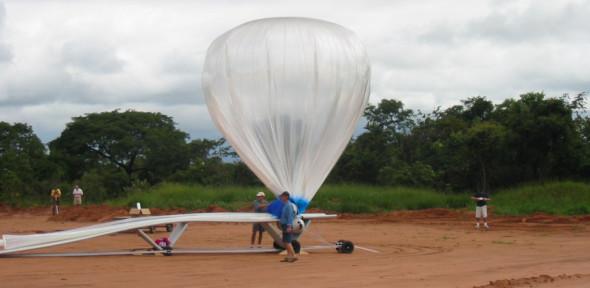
[0,91,588,204]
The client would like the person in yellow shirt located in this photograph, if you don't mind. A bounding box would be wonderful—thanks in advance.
[50,188,62,215]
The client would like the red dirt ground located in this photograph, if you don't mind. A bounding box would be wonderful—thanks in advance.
[0,206,589,288]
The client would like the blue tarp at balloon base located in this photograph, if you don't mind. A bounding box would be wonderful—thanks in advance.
[266,198,309,217]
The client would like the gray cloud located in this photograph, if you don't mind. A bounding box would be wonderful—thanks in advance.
[0,102,219,143]
[160,53,203,75]
[0,0,588,143]
[0,2,12,62]
[402,1,590,109]
[2,69,92,106]
[61,39,125,74]
[0,45,10,62]
[467,2,590,43]
[418,2,590,45]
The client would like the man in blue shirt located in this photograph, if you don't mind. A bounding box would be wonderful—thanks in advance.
[279,191,297,263]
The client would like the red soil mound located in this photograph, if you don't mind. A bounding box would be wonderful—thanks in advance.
[2,204,589,225]
[48,205,128,222]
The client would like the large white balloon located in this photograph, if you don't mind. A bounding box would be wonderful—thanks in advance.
[202,17,370,211]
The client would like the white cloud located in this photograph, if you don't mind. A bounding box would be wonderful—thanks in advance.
[0,101,219,142]
[466,1,590,43]
[0,0,588,142]
[61,39,125,74]
[0,2,11,62]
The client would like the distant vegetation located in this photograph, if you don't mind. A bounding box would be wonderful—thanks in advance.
[109,183,470,213]
[2,91,590,216]
[492,181,590,215]
[108,181,590,216]
[109,183,266,211]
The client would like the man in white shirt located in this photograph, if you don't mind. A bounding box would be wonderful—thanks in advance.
[72,185,84,205]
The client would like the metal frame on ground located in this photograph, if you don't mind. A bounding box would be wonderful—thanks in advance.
[0,212,349,257]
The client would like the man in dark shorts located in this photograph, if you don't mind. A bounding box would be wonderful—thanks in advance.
[279,191,297,263]
[250,191,268,247]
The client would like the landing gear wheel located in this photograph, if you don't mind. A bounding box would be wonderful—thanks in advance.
[166,224,173,232]
[163,247,173,256]
[336,240,354,254]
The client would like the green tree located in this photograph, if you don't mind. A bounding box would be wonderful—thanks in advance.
[331,99,416,183]
[365,99,415,135]
[50,110,189,186]
[0,122,55,203]
[463,122,507,193]
[495,92,581,181]
[169,138,259,185]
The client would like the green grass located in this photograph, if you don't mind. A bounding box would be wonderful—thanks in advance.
[108,181,590,216]
[309,184,469,213]
[109,182,471,213]
[491,181,590,215]
[109,183,273,211]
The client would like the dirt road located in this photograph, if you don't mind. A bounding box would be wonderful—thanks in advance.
[0,207,589,288]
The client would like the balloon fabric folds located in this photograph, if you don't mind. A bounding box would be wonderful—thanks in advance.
[202,17,370,212]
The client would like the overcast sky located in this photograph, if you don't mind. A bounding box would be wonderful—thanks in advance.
[0,0,588,142]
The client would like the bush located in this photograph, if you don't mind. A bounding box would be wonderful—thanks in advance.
[79,171,107,203]
[445,194,471,209]
[377,162,436,186]
[0,170,27,205]
[79,168,130,203]
[109,183,271,210]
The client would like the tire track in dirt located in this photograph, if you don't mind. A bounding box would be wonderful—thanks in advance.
[381,243,451,257]
[473,274,590,288]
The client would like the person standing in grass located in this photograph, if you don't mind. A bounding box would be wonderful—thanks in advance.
[50,187,61,215]
[279,191,297,263]
[72,185,84,206]
[472,191,491,229]
[250,191,268,247]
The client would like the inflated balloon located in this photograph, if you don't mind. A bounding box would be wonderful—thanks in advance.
[202,17,370,212]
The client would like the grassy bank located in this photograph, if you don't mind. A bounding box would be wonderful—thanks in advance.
[492,181,590,215]
[109,183,471,213]
[109,181,590,215]
[310,185,469,213]
[109,184,267,211]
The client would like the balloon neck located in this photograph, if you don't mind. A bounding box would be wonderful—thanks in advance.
[290,197,309,213]
[266,197,310,217]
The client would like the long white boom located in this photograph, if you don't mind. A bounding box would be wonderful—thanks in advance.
[0,212,335,255]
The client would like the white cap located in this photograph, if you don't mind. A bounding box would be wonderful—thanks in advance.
[256,192,266,197]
